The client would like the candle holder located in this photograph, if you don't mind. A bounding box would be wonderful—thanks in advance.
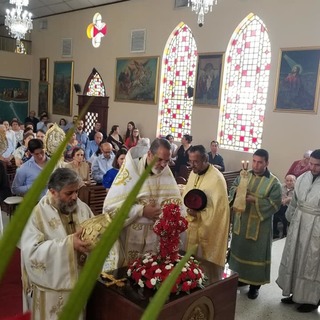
[241,160,249,171]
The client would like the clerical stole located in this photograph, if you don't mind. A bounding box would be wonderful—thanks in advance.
[183,165,230,267]
[103,151,184,266]
[229,172,281,285]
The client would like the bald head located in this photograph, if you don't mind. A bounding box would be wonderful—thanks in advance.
[100,141,113,159]
[94,131,103,144]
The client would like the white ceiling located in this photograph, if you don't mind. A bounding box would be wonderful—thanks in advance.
[0,0,129,26]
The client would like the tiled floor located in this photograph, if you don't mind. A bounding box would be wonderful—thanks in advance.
[1,210,319,319]
[235,238,320,319]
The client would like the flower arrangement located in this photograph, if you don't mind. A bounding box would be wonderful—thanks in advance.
[127,203,207,294]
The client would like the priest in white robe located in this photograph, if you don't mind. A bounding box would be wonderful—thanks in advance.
[103,138,185,267]
[277,149,320,313]
[21,168,94,320]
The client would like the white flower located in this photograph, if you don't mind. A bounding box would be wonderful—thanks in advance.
[198,278,202,285]
[150,278,157,286]
[182,267,187,272]
[193,268,199,275]
[165,264,172,270]
[141,269,146,275]
[155,268,162,273]
[127,269,132,277]
[152,261,158,266]
[184,262,190,268]
[143,258,149,264]
[138,279,144,287]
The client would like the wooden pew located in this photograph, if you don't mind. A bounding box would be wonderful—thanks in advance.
[78,184,107,215]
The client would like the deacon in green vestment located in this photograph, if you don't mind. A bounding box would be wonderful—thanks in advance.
[229,149,282,299]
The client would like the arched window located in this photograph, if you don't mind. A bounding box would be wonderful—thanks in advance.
[84,68,106,96]
[218,13,271,152]
[157,22,198,139]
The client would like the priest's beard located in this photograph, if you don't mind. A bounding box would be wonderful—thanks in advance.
[56,197,77,215]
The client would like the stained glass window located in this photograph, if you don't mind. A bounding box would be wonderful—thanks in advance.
[85,68,106,96]
[218,13,271,152]
[157,22,198,139]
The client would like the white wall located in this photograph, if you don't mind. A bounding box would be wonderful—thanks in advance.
[1,0,320,180]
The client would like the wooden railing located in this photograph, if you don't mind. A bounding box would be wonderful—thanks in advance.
[78,184,107,215]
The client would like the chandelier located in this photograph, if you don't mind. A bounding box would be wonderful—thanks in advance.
[188,0,218,27]
[5,0,33,41]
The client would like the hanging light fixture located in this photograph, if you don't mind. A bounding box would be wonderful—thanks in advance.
[188,0,218,27]
[5,0,33,41]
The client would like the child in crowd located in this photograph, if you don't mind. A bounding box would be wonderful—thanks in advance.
[273,174,296,239]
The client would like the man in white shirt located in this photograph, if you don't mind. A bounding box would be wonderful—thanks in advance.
[91,141,114,183]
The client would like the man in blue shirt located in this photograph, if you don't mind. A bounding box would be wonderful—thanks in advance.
[75,119,88,150]
[85,132,103,162]
[207,140,225,172]
[12,138,49,197]
[91,141,114,183]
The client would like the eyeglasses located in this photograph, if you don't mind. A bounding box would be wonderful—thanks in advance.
[187,160,201,166]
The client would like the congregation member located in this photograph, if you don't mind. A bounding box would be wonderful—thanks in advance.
[64,132,81,162]
[174,134,192,176]
[58,118,68,131]
[64,115,78,132]
[229,149,282,299]
[107,125,124,152]
[88,122,107,140]
[183,145,229,267]
[165,134,178,164]
[75,119,89,150]
[85,131,103,162]
[13,132,34,167]
[65,147,90,187]
[11,119,24,147]
[277,149,320,313]
[102,148,127,190]
[91,141,114,183]
[21,168,94,320]
[124,121,135,142]
[124,127,140,149]
[103,138,184,266]
[0,122,15,164]
[24,110,39,132]
[286,150,312,177]
[273,174,296,239]
[11,139,49,198]
[36,114,49,132]
[36,129,45,141]
[207,140,225,172]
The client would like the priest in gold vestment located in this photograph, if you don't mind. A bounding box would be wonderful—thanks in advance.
[103,138,185,266]
[183,145,230,267]
[21,168,94,320]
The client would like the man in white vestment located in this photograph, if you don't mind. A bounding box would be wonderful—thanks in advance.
[21,168,94,320]
[277,149,320,313]
[103,138,185,266]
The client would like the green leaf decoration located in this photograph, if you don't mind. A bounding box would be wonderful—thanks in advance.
[58,157,156,320]
[0,96,94,280]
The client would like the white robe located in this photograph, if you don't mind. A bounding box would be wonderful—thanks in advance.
[103,151,184,266]
[277,172,320,304]
[21,193,94,320]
